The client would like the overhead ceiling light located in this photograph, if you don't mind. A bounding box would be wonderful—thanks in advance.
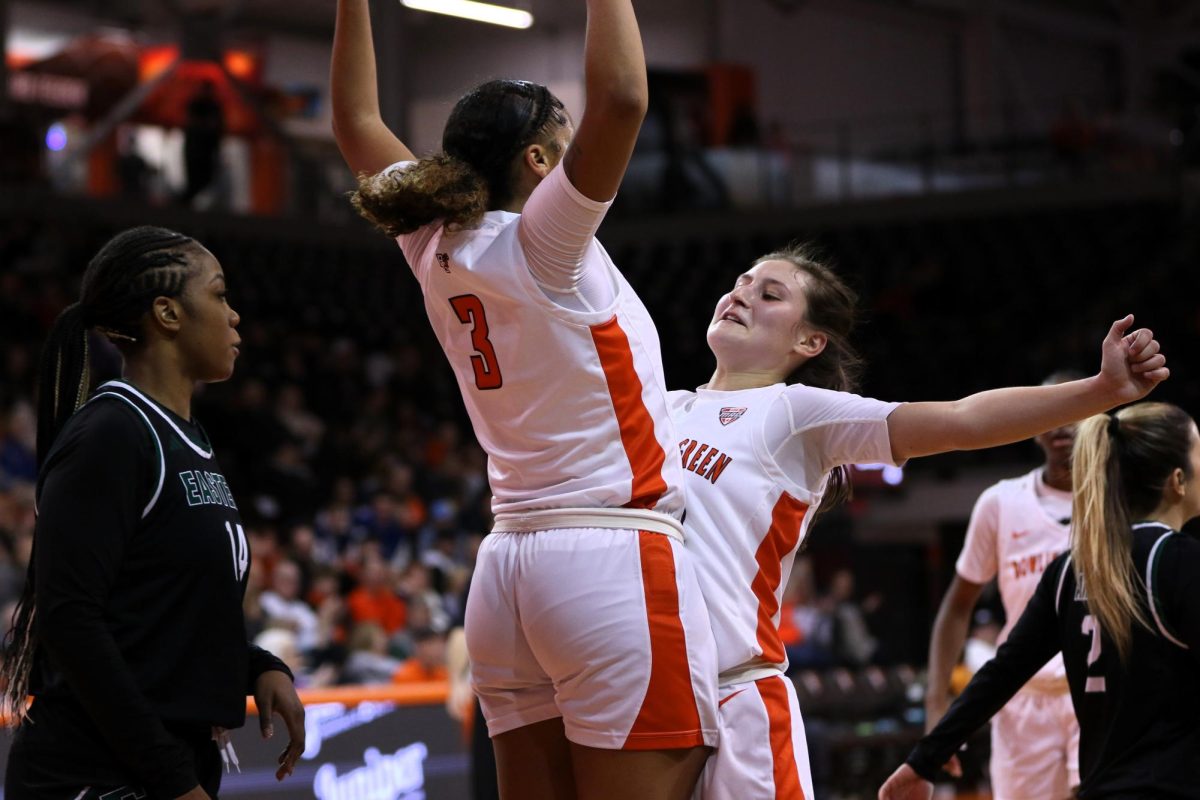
[400,0,533,29]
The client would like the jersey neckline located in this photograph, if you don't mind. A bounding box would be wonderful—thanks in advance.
[98,380,213,459]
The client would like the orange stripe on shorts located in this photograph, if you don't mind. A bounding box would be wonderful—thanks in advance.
[590,317,668,510]
[625,531,705,750]
[757,676,806,799]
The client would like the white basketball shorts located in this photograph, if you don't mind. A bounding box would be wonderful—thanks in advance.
[990,688,1079,800]
[465,527,719,750]
[695,674,813,800]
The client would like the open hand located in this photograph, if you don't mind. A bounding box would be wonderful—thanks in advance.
[1097,314,1168,404]
[254,669,306,781]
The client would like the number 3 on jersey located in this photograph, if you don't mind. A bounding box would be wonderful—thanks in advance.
[450,295,504,390]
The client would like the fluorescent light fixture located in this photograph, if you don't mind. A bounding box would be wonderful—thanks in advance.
[401,0,533,28]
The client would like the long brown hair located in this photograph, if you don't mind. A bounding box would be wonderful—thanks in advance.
[352,79,567,235]
[1071,402,1194,661]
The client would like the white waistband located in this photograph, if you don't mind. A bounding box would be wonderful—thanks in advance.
[718,664,784,688]
[1019,675,1070,696]
[491,507,685,542]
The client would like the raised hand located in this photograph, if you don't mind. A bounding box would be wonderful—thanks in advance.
[1097,314,1169,404]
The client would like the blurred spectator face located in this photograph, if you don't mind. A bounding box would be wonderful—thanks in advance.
[406,599,432,630]
[289,525,315,558]
[706,259,820,376]
[830,569,855,603]
[361,557,390,590]
[332,477,356,507]
[401,563,430,594]
[414,631,447,671]
[271,560,302,600]
[349,622,388,654]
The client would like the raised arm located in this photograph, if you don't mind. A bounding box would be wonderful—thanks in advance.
[331,0,415,176]
[563,0,649,202]
[887,315,1168,462]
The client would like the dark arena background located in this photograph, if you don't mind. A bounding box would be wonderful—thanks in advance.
[0,0,1197,798]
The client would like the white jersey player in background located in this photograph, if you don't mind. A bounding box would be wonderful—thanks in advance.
[331,1,717,798]
[671,245,1168,800]
[924,371,1085,800]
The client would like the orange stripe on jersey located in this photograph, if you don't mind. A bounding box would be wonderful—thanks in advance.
[591,317,668,509]
[757,677,805,799]
[625,531,706,750]
[751,495,809,664]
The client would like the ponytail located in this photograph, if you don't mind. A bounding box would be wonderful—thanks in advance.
[1070,403,1193,662]
[351,155,489,236]
[35,302,91,468]
[1071,413,1144,661]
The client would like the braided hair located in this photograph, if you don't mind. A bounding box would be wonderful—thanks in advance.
[352,79,568,235]
[3,225,198,723]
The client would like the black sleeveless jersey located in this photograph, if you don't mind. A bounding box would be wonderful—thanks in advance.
[910,522,1200,798]
[27,380,287,797]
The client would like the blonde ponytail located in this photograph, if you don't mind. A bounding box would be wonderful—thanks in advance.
[1071,402,1198,662]
[351,155,490,236]
[1070,412,1148,662]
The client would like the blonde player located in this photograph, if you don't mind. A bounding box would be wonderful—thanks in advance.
[331,2,717,798]
[924,373,1084,800]
[672,245,1168,800]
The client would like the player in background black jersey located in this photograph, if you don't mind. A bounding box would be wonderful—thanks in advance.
[881,400,1200,800]
[0,227,305,799]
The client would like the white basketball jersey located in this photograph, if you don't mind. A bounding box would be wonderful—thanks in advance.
[956,469,1070,689]
[396,167,683,519]
[670,383,897,678]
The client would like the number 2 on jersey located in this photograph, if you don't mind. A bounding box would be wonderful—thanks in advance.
[449,295,503,390]
[1081,614,1107,693]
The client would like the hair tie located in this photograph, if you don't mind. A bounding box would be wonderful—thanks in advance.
[1108,412,1121,437]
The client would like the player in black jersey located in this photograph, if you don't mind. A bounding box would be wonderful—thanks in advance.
[882,400,1200,800]
[1,227,306,799]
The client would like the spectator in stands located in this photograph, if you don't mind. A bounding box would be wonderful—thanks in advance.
[829,568,881,667]
[332,0,719,797]
[783,556,835,670]
[341,622,402,685]
[392,627,449,683]
[346,555,406,635]
[260,558,322,654]
[673,243,1168,799]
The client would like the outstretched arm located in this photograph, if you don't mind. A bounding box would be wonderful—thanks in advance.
[331,0,415,176]
[888,315,1168,462]
[563,0,649,202]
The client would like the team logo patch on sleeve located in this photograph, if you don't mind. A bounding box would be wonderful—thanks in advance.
[719,407,747,426]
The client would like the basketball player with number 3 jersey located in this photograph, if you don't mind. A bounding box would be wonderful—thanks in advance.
[332,2,719,794]
[671,245,1167,800]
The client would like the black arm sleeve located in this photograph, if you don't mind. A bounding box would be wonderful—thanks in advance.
[247,643,293,693]
[34,402,198,798]
[1157,533,1200,662]
[907,554,1069,780]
